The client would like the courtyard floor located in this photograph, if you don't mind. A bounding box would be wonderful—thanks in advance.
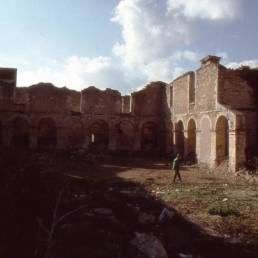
[1,150,258,258]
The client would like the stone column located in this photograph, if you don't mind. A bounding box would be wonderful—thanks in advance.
[183,129,188,158]
[229,130,246,172]
[209,130,217,169]
[196,129,201,163]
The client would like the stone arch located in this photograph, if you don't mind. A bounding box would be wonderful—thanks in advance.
[141,121,158,152]
[199,116,212,163]
[175,120,184,157]
[64,118,84,149]
[187,118,197,162]
[11,116,30,148]
[216,115,229,165]
[38,118,57,148]
[89,120,109,151]
[116,120,135,151]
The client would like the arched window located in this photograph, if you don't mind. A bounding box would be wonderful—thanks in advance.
[89,120,109,151]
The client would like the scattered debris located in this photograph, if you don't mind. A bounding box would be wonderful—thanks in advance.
[158,208,176,223]
[93,208,114,216]
[178,253,193,258]
[131,232,168,258]
[138,212,155,224]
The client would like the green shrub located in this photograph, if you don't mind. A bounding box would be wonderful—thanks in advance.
[208,205,240,217]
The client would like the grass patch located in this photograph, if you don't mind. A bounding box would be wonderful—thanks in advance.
[208,204,240,217]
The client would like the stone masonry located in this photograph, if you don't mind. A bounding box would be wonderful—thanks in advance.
[1,55,258,171]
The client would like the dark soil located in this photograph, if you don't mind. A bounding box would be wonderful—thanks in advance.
[0,149,258,258]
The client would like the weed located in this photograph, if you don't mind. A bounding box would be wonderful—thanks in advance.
[208,204,240,217]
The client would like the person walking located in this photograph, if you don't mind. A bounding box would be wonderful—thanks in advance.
[172,153,182,182]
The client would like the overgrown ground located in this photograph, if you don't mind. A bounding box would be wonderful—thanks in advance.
[1,150,258,258]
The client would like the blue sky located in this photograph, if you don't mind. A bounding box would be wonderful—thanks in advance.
[0,0,258,94]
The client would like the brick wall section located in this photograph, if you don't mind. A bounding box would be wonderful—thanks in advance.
[81,87,122,115]
[196,62,218,112]
[172,73,190,115]
[218,67,256,109]
[27,84,74,113]
[131,82,167,116]
[0,68,16,111]
[65,90,81,113]
[189,72,195,113]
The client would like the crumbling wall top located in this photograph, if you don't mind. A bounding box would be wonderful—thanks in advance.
[200,55,221,67]
[131,81,167,116]
[81,86,122,114]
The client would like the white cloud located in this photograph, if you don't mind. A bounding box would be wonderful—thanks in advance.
[112,0,190,67]
[167,0,242,20]
[12,0,244,94]
[171,50,200,62]
[17,56,144,94]
[111,0,199,83]
[227,59,258,69]
[64,56,111,74]
[111,0,244,84]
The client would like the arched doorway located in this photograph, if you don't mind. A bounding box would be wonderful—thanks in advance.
[117,120,135,151]
[200,116,211,163]
[65,119,84,149]
[11,117,30,148]
[89,120,109,152]
[141,122,158,152]
[38,118,57,148]
[216,116,229,165]
[175,121,184,157]
[187,119,197,163]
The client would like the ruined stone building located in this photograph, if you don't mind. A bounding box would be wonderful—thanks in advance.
[0,55,258,171]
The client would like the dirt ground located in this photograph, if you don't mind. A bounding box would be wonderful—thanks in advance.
[73,156,258,243]
[1,150,258,258]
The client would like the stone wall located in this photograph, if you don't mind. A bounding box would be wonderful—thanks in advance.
[81,87,122,115]
[218,67,256,109]
[0,68,16,111]
[172,73,190,115]
[0,75,167,155]
[131,82,167,116]
[1,55,258,171]
[196,60,218,112]
[14,84,81,113]
[169,56,258,171]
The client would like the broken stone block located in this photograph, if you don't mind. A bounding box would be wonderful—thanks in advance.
[131,232,168,258]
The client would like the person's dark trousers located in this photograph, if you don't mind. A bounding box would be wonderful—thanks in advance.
[173,168,182,182]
